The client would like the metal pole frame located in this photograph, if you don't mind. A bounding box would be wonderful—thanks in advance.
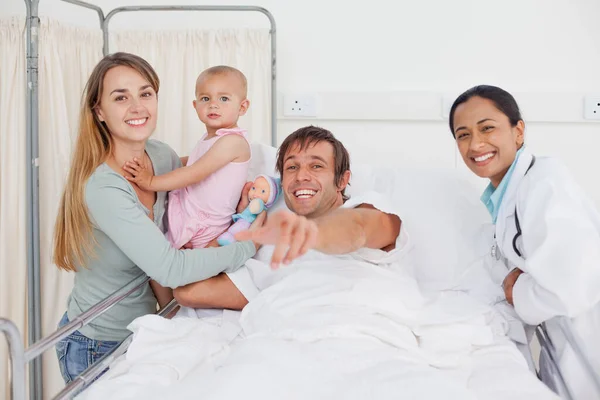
[536,323,574,400]
[0,319,26,400]
[61,1,278,147]
[24,0,42,398]
[535,318,600,399]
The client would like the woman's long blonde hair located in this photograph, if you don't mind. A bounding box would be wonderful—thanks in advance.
[53,52,160,272]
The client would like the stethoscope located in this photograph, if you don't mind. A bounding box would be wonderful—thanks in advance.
[490,156,537,262]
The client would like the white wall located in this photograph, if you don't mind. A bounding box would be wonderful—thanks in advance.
[2,0,600,396]
[2,0,599,195]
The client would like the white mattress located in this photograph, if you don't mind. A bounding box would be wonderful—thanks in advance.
[78,255,558,400]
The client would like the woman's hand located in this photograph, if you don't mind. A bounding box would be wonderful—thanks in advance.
[205,238,220,248]
[248,211,267,251]
[236,210,318,269]
[503,268,524,305]
[123,157,154,191]
[236,182,253,213]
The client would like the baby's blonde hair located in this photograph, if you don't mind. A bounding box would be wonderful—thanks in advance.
[195,65,247,98]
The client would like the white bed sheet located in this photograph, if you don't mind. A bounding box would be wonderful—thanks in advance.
[76,144,556,399]
[78,253,557,400]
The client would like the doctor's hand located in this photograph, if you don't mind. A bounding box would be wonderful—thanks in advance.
[235,210,319,269]
[503,268,524,306]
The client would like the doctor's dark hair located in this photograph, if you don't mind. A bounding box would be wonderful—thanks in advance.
[276,125,351,201]
[448,85,523,137]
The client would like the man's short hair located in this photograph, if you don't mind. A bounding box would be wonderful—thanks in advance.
[276,125,351,201]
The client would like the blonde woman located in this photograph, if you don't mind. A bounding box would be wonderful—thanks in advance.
[53,52,259,384]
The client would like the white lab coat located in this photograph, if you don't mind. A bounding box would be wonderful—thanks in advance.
[494,148,600,399]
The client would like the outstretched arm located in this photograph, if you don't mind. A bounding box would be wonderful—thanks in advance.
[236,204,401,268]
[124,135,250,191]
[315,203,400,253]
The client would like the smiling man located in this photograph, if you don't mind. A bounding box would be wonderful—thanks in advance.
[276,126,351,219]
[174,125,407,309]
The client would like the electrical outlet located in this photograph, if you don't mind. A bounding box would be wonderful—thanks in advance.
[584,95,600,120]
[283,93,317,117]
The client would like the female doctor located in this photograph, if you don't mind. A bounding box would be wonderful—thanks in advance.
[449,85,600,398]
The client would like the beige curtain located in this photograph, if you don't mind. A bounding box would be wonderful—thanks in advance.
[37,18,103,398]
[0,16,27,400]
[112,28,272,154]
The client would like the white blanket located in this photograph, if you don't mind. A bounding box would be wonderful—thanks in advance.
[79,255,557,400]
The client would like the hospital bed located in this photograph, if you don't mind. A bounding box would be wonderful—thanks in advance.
[2,287,598,399]
[6,0,598,399]
[3,143,600,400]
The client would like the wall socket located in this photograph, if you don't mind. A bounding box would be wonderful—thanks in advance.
[283,93,317,117]
[584,95,600,120]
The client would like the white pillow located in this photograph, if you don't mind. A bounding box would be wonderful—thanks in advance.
[248,143,491,290]
[248,142,279,182]
[348,164,491,291]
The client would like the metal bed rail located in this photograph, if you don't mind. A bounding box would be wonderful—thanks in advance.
[1,272,167,400]
[535,316,600,400]
[52,298,179,400]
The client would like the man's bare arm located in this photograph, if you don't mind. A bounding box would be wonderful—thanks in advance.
[236,205,401,268]
[314,204,400,255]
[312,204,400,255]
[172,208,265,310]
[149,280,174,309]
[173,274,248,310]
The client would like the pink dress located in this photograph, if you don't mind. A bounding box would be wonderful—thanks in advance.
[166,128,250,249]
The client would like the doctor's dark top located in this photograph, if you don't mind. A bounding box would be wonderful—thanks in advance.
[67,139,256,341]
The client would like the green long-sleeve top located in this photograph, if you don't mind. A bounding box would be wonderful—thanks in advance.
[66,140,256,341]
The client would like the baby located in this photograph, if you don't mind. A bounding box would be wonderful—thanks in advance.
[125,65,252,249]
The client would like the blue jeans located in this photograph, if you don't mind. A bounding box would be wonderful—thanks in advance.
[55,312,120,384]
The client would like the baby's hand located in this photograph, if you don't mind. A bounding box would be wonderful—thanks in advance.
[236,182,253,213]
[123,158,154,191]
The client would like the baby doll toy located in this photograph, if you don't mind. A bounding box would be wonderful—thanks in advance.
[217,174,281,246]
